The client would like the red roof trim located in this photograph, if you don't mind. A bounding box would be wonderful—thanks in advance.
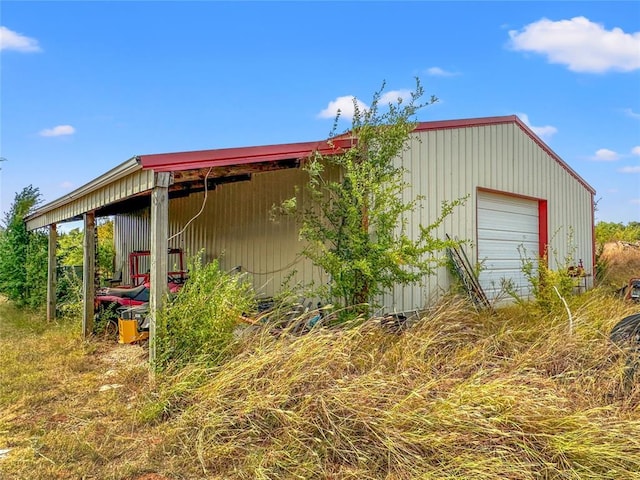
[414,115,595,195]
[138,138,354,172]
[138,115,594,196]
[413,115,519,132]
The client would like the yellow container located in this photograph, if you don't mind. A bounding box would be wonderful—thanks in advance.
[118,318,139,344]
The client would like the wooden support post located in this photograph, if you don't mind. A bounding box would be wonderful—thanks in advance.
[47,223,57,322]
[82,212,96,338]
[149,173,170,369]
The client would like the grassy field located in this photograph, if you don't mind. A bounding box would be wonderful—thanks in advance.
[1,256,640,479]
[599,242,640,290]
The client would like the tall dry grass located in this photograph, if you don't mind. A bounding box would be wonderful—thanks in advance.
[599,242,640,289]
[143,292,640,479]
[2,288,640,479]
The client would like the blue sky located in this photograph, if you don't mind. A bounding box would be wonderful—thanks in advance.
[1,1,639,225]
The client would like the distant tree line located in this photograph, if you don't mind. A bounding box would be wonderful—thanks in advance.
[595,221,640,246]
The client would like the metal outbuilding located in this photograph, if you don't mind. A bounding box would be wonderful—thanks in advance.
[25,115,595,364]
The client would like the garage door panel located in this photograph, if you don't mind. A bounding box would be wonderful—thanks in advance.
[480,267,534,286]
[480,258,527,270]
[478,226,538,243]
[477,242,538,260]
[478,196,540,216]
[477,191,540,302]
[478,211,538,233]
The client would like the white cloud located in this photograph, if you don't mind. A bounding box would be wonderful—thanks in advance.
[623,108,640,120]
[60,181,74,189]
[618,166,640,174]
[631,146,640,156]
[631,198,640,205]
[379,89,412,105]
[606,188,619,194]
[318,96,369,120]
[0,26,41,52]
[426,66,458,77]
[592,148,620,162]
[517,113,558,140]
[509,16,640,73]
[39,125,75,137]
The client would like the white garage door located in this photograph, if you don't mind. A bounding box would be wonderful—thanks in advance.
[477,191,539,302]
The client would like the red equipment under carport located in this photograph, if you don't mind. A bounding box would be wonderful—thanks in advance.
[128,248,186,286]
[94,248,188,340]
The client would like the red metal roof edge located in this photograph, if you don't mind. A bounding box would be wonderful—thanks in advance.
[414,115,595,195]
[413,115,519,132]
[139,115,594,196]
[138,138,355,172]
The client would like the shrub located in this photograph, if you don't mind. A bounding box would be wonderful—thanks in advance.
[279,79,463,318]
[156,257,256,370]
[511,233,582,314]
[56,267,83,319]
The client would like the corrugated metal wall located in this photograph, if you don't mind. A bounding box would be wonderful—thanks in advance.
[115,122,594,312]
[383,123,593,311]
[167,168,328,298]
[115,168,327,297]
[114,207,151,284]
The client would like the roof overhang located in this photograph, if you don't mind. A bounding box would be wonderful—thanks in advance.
[137,137,354,172]
[24,137,352,230]
[24,115,594,231]
[25,158,156,230]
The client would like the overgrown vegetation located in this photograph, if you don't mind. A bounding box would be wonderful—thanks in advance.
[593,221,640,288]
[2,189,639,478]
[155,257,256,370]
[513,240,583,314]
[2,280,640,479]
[55,268,84,319]
[598,242,640,290]
[280,80,463,317]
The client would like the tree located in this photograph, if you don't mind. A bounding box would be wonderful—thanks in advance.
[0,185,48,307]
[57,227,84,266]
[282,79,463,317]
[57,219,115,279]
[595,221,640,245]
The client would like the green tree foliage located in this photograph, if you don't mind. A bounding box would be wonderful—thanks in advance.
[282,80,463,316]
[0,185,48,307]
[57,228,84,267]
[57,219,115,279]
[595,221,640,245]
[96,220,115,279]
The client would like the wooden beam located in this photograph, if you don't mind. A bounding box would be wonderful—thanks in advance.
[171,158,299,183]
[149,172,170,369]
[82,212,96,338]
[47,223,57,322]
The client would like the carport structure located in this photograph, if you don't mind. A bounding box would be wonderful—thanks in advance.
[25,137,352,365]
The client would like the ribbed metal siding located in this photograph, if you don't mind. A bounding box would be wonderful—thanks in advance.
[114,208,151,285]
[113,123,593,311]
[116,168,335,297]
[164,168,328,299]
[383,123,593,311]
